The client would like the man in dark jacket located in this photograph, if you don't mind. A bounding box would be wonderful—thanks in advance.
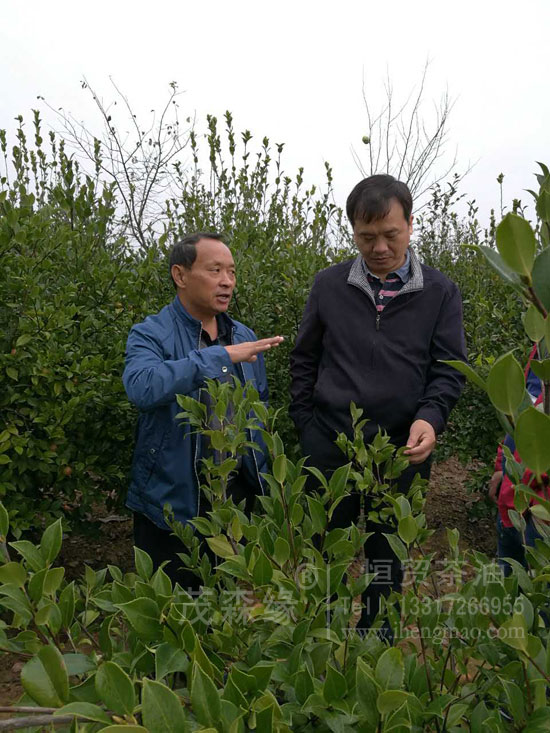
[123,232,282,586]
[290,175,466,633]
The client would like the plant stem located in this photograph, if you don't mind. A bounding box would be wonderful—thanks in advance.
[0,714,76,730]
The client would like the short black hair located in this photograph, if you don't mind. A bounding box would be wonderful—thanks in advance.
[346,174,412,226]
[169,231,226,286]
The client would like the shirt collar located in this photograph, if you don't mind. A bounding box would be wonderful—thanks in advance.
[362,248,411,283]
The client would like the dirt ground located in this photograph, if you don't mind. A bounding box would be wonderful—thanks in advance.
[0,456,495,711]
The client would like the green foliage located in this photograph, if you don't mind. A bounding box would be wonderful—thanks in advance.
[416,179,528,462]
[3,377,550,731]
[0,113,173,533]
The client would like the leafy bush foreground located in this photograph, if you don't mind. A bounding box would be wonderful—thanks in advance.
[0,376,550,730]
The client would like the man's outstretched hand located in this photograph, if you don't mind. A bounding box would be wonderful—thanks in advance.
[225,336,284,364]
[404,419,436,464]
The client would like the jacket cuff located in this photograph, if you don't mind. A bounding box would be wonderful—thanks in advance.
[412,409,444,435]
[199,345,234,379]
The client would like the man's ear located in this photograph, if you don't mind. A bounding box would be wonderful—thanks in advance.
[408,215,414,235]
[171,264,187,289]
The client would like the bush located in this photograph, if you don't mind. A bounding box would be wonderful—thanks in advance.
[2,377,550,730]
[0,116,170,533]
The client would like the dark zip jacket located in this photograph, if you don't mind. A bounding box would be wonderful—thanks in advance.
[289,249,466,447]
[123,296,268,529]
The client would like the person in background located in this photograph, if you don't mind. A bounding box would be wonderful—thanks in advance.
[123,232,283,587]
[488,345,547,575]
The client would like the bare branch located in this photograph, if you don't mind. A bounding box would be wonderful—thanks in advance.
[354,61,463,207]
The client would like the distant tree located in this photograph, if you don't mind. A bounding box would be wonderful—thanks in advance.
[40,79,192,249]
[352,62,466,206]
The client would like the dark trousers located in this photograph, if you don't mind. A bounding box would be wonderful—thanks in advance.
[496,514,541,577]
[301,416,431,632]
[133,476,256,592]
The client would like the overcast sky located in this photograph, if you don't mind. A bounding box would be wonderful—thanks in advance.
[2,0,549,228]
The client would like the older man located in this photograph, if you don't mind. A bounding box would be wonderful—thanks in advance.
[290,175,466,632]
[123,232,282,585]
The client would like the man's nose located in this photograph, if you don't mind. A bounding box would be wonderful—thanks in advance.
[372,237,389,252]
[219,271,234,287]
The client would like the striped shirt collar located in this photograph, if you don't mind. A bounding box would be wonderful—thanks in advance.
[348,248,424,305]
[361,249,411,283]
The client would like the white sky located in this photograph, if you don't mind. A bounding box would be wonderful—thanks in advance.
[2,0,549,228]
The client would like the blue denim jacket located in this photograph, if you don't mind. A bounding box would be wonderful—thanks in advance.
[123,296,268,528]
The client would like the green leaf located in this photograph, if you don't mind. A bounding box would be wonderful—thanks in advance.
[252,550,273,586]
[116,598,163,640]
[155,642,189,680]
[501,679,525,726]
[21,645,69,707]
[134,546,153,581]
[206,535,235,559]
[442,360,486,391]
[9,540,46,571]
[537,190,550,222]
[44,567,64,595]
[294,668,314,705]
[474,244,522,286]
[191,663,221,727]
[63,653,95,677]
[0,502,8,538]
[377,689,410,715]
[142,678,186,733]
[322,663,347,704]
[273,537,290,566]
[523,305,546,342]
[356,659,380,727]
[515,407,550,476]
[59,582,75,628]
[524,707,550,732]
[530,359,550,383]
[95,661,136,715]
[532,247,550,311]
[397,515,418,545]
[328,463,351,499]
[15,333,32,347]
[55,702,111,725]
[39,518,63,565]
[0,561,26,587]
[499,612,529,652]
[272,454,287,483]
[306,495,327,534]
[486,352,525,415]
[255,705,274,732]
[382,533,408,563]
[496,213,537,277]
[375,647,404,690]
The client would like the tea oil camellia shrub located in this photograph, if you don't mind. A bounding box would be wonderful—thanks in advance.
[0,114,171,534]
[5,259,550,733]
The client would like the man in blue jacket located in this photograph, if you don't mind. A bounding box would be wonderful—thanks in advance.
[290,175,466,634]
[123,232,282,586]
